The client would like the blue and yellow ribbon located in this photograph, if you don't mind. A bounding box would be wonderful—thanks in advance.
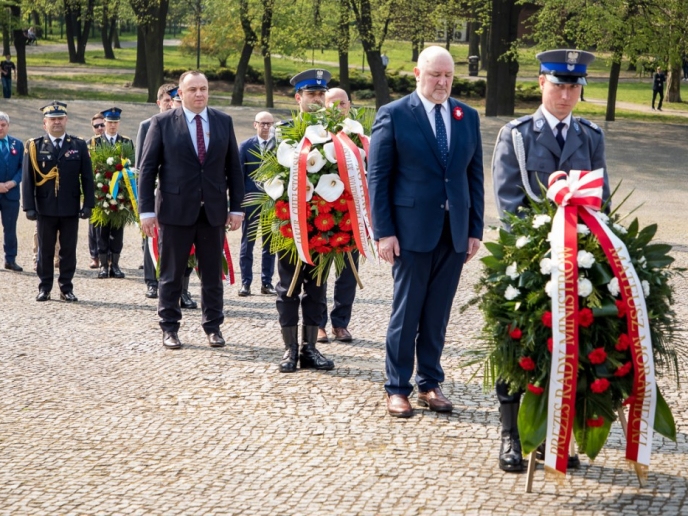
[109,158,139,218]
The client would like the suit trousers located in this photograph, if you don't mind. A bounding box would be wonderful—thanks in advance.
[88,222,100,259]
[0,195,19,261]
[276,255,327,327]
[239,205,275,286]
[496,379,522,405]
[158,206,224,333]
[385,215,466,396]
[97,222,124,255]
[320,251,359,329]
[36,215,79,293]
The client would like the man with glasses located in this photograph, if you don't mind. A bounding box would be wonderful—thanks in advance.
[238,111,276,297]
[87,113,106,268]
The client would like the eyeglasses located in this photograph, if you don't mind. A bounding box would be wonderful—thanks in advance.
[255,122,274,127]
[93,123,105,129]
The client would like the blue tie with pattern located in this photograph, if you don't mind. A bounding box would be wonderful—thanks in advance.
[434,104,448,168]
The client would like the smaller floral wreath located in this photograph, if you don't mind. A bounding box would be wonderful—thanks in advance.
[90,142,137,229]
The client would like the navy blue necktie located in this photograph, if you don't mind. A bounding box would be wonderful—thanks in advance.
[434,104,449,167]
[555,122,566,150]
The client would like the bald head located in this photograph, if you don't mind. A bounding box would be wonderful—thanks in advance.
[414,46,455,104]
[254,111,274,139]
[325,88,351,115]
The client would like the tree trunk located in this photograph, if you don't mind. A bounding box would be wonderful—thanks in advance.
[485,0,520,116]
[411,38,420,62]
[10,6,28,96]
[232,0,257,106]
[101,8,115,59]
[666,62,682,103]
[260,0,274,108]
[337,0,350,94]
[113,18,121,48]
[349,0,390,107]
[64,2,78,63]
[64,0,95,64]
[480,25,489,70]
[3,22,10,57]
[468,21,479,58]
[130,0,169,102]
[605,54,622,122]
[132,25,148,88]
[445,21,451,51]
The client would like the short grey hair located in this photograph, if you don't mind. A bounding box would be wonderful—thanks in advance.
[0,111,9,124]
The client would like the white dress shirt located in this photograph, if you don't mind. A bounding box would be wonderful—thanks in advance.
[541,106,572,141]
[417,91,452,145]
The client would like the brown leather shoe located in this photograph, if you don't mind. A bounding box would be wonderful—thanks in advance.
[332,327,353,342]
[386,393,413,418]
[317,328,329,343]
[89,258,99,269]
[417,387,453,413]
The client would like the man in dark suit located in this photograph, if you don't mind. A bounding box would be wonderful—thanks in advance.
[138,71,244,350]
[22,101,94,302]
[0,111,24,271]
[92,107,135,279]
[368,46,484,418]
[318,88,358,343]
[237,111,276,297]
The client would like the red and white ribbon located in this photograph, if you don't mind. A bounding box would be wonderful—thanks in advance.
[330,132,376,259]
[288,138,313,265]
[544,169,655,477]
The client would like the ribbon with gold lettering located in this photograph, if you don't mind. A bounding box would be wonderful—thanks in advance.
[109,158,138,218]
[329,131,375,260]
[288,138,313,266]
[545,169,605,477]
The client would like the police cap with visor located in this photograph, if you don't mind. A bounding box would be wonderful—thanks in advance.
[537,49,595,85]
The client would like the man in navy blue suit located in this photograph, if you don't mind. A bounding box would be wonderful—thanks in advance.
[238,111,276,297]
[368,46,484,418]
[0,111,23,271]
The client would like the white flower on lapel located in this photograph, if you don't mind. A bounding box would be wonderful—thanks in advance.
[341,118,364,135]
[304,124,331,144]
[323,142,337,163]
[314,173,344,202]
[306,149,327,173]
[277,140,298,168]
[264,176,285,200]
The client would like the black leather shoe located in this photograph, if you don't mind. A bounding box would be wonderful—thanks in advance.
[260,283,277,295]
[568,454,581,469]
[60,291,78,302]
[162,331,182,349]
[238,284,251,297]
[180,291,197,309]
[145,284,158,299]
[300,343,335,370]
[4,261,23,272]
[36,290,51,302]
[499,403,524,472]
[207,331,226,347]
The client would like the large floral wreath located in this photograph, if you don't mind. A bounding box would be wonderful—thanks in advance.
[246,105,376,292]
[464,170,682,478]
[90,142,138,228]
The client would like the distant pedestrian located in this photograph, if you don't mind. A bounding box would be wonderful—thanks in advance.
[1,55,16,99]
[682,56,688,81]
[652,66,666,111]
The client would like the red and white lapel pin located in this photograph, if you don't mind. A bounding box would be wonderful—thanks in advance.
[452,106,464,121]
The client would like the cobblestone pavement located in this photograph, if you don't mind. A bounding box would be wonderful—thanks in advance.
[1,102,687,515]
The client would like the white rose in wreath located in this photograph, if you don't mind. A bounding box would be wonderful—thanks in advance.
[515,235,531,248]
[540,257,552,275]
[505,262,519,280]
[106,157,115,166]
[504,285,520,301]
[607,277,620,297]
[578,278,593,298]
[577,250,596,269]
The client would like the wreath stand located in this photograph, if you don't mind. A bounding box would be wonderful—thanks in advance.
[524,409,647,492]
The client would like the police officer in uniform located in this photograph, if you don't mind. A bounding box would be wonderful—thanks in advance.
[275,69,335,374]
[92,107,135,279]
[491,50,610,471]
[22,101,94,302]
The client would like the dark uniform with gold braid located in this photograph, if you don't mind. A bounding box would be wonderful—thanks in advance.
[22,101,94,301]
[91,107,135,279]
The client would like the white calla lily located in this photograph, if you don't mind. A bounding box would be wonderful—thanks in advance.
[304,124,331,144]
[306,149,327,173]
[305,179,314,201]
[264,176,285,200]
[277,140,298,168]
[314,173,345,202]
[341,118,364,135]
[323,142,337,163]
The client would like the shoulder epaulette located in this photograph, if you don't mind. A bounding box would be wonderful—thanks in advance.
[67,134,84,142]
[506,115,532,129]
[577,117,601,133]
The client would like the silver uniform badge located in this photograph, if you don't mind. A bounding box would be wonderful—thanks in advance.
[534,118,544,130]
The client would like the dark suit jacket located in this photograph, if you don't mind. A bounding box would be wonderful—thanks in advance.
[135,119,151,166]
[138,107,244,227]
[0,136,24,202]
[368,91,484,254]
[21,134,94,217]
[239,135,273,195]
